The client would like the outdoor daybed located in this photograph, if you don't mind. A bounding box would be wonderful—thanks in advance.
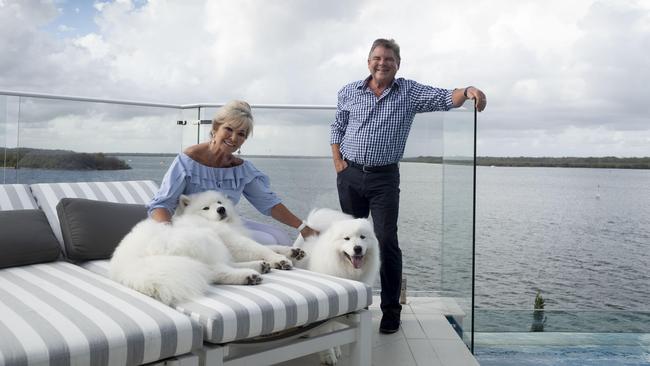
[0,180,372,366]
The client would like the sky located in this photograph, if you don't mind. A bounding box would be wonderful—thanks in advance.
[0,0,649,157]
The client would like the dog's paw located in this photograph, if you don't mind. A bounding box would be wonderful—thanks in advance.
[246,273,262,285]
[319,348,338,365]
[290,248,306,260]
[274,259,293,270]
[260,261,271,274]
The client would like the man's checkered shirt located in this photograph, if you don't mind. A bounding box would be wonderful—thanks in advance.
[330,77,453,167]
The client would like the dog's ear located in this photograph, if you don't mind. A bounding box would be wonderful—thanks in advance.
[179,195,191,207]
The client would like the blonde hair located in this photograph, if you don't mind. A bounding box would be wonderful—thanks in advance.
[211,100,254,138]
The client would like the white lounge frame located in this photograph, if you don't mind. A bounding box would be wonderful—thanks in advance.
[198,310,372,366]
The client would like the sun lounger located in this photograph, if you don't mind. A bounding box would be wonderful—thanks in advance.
[0,183,203,366]
[0,180,372,366]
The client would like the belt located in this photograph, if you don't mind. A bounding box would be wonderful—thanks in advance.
[345,159,398,173]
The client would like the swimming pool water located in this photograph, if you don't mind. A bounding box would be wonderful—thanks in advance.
[474,333,650,366]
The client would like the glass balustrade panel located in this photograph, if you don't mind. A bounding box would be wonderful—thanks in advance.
[1,96,21,184]
[1,94,479,351]
[441,100,476,349]
[195,107,451,299]
[12,96,184,184]
[1,95,6,183]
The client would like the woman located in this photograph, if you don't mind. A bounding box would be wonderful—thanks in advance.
[148,100,316,244]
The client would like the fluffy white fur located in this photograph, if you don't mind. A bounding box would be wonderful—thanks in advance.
[287,208,380,286]
[110,191,296,305]
[273,208,379,365]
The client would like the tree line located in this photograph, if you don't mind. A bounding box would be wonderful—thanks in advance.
[401,156,650,169]
[2,148,131,170]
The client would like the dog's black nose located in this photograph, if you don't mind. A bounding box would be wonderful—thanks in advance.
[353,245,363,254]
[217,207,226,215]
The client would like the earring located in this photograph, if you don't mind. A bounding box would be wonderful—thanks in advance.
[237,148,241,154]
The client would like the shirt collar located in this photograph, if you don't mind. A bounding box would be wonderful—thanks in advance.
[358,75,400,90]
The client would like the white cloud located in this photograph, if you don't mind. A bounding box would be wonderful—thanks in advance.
[94,2,109,12]
[0,0,648,156]
[57,24,75,32]
[73,33,110,59]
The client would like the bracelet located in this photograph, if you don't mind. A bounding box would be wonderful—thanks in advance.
[463,86,473,98]
[297,220,308,231]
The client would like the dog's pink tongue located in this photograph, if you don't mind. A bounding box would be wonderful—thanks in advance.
[351,255,364,269]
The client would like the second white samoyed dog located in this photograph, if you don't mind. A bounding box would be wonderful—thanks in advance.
[110,191,298,305]
[285,208,380,286]
[272,208,380,365]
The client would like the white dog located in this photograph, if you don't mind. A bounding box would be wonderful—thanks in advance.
[273,208,380,365]
[110,191,298,305]
[284,208,380,286]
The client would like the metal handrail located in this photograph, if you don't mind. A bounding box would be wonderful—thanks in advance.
[0,89,474,111]
[181,103,337,110]
[0,90,336,110]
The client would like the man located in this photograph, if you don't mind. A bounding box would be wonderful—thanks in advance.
[330,38,486,334]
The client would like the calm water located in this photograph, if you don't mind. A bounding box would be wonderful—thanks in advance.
[476,166,650,310]
[475,333,650,366]
[4,157,650,312]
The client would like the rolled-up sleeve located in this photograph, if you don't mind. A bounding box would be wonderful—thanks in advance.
[330,87,350,145]
[147,156,188,216]
[411,81,454,113]
[242,173,282,216]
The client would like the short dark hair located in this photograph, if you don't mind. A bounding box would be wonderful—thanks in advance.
[368,38,401,65]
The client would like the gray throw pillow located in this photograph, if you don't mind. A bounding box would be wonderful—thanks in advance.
[0,210,61,269]
[56,198,148,261]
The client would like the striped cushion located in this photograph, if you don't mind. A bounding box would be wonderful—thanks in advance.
[29,181,158,246]
[84,261,373,344]
[0,261,203,366]
[0,184,38,210]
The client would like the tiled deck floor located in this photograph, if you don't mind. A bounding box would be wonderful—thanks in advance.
[277,296,480,366]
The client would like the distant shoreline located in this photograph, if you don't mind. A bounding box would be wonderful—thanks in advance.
[2,150,648,170]
[108,153,650,169]
[401,156,650,169]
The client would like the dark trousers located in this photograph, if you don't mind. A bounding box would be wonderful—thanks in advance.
[336,164,402,316]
